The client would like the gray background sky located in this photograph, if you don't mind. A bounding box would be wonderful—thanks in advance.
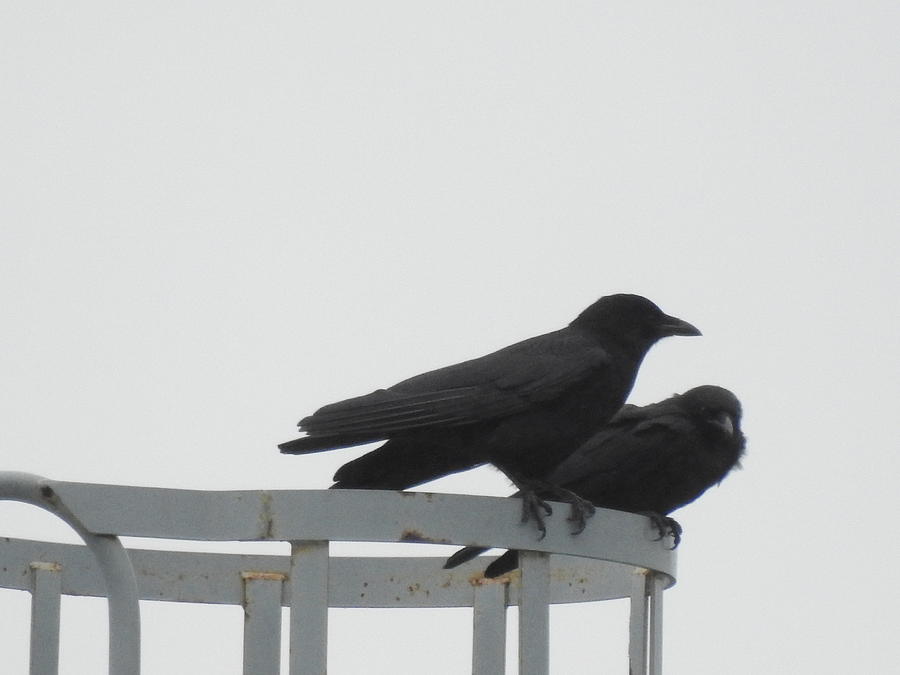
[1,2,897,673]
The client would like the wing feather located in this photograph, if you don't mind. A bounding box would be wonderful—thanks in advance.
[296,330,611,442]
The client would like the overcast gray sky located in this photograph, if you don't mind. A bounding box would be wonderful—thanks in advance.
[1,2,898,673]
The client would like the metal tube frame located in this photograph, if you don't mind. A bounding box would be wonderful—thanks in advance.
[0,472,676,674]
[0,472,141,675]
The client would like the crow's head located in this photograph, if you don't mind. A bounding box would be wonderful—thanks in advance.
[675,386,746,476]
[572,294,701,348]
[677,385,743,439]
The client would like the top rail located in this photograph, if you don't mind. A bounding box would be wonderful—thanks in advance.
[41,479,677,579]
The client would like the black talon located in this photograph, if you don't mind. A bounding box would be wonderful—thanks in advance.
[508,474,555,538]
[519,490,552,539]
[566,494,596,535]
[508,473,597,538]
[638,511,683,549]
[667,519,683,548]
[532,483,596,535]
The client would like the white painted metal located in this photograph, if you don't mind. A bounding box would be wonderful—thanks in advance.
[0,472,678,674]
[648,573,667,675]
[242,572,285,675]
[289,541,329,675]
[472,581,507,675]
[518,551,551,675]
[29,562,61,675]
[0,472,141,675]
[629,571,650,675]
[0,538,660,608]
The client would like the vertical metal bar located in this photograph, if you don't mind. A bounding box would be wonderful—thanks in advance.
[647,573,666,675]
[30,562,62,675]
[288,541,329,675]
[92,535,141,675]
[472,581,507,675]
[242,572,285,675]
[628,569,649,675]
[517,551,550,675]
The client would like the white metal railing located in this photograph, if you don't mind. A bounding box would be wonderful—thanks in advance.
[0,471,676,675]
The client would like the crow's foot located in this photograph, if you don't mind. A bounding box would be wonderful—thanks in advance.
[561,490,596,535]
[519,490,553,539]
[507,474,597,538]
[637,512,682,548]
[521,482,596,535]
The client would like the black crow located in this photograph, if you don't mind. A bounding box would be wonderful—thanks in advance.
[280,294,700,501]
[443,385,746,576]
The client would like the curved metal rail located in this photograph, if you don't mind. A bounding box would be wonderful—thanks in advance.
[0,472,141,675]
[0,472,677,675]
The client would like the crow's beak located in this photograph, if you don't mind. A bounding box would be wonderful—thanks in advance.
[710,411,735,436]
[660,315,702,337]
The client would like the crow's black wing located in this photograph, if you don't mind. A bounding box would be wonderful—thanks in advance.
[281,329,610,454]
[546,406,694,496]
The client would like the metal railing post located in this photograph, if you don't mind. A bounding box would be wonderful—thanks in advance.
[472,581,507,675]
[29,562,62,675]
[242,571,285,675]
[648,572,666,675]
[289,541,329,675]
[629,569,650,675]
[518,551,550,675]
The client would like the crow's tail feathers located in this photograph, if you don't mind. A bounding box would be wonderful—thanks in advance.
[328,439,479,490]
[443,546,491,569]
[484,550,520,578]
[278,434,380,455]
[443,547,520,577]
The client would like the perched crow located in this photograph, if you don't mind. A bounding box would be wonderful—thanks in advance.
[280,294,700,498]
[444,385,746,577]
